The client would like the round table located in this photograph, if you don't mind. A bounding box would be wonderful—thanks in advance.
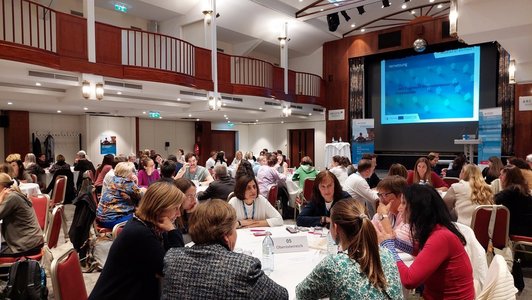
[19,183,41,197]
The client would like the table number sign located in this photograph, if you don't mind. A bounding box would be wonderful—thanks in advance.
[271,235,309,253]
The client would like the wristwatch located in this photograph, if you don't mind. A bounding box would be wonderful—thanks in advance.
[378,214,389,221]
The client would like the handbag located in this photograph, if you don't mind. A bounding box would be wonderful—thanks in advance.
[512,256,525,292]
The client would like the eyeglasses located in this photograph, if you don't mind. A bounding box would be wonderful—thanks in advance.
[377,192,393,198]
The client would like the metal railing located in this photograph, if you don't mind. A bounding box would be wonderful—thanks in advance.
[122,28,195,76]
[0,0,56,52]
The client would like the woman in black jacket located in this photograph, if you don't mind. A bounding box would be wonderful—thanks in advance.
[296,170,350,228]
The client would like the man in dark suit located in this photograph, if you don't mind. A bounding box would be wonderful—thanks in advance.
[73,150,96,192]
[197,164,235,201]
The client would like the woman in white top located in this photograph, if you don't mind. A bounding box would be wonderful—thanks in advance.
[230,151,243,168]
[443,164,494,227]
[329,155,348,186]
[228,175,283,228]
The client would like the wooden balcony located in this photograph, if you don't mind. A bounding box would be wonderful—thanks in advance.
[0,0,324,106]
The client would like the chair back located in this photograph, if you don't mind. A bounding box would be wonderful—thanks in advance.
[30,173,38,184]
[51,175,67,206]
[112,221,127,239]
[30,194,50,232]
[227,191,234,201]
[443,177,460,186]
[303,178,315,202]
[46,205,64,249]
[267,185,278,207]
[50,248,88,300]
[471,205,510,250]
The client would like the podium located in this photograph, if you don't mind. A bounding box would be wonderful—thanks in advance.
[454,139,481,164]
[324,142,351,168]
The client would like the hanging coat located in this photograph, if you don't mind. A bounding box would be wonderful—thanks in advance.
[44,134,55,163]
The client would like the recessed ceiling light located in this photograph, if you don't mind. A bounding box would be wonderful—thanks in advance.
[361,28,366,32]
[177,98,181,101]
[35,82,41,86]
[429,0,435,3]
[308,113,312,116]
[159,116,162,119]
[117,91,122,95]
[83,107,88,110]
[402,4,407,9]
[351,24,355,28]
[7,102,13,105]
[57,110,62,113]
[437,4,442,8]
[227,120,230,123]
[259,107,263,110]
[281,121,284,124]
[411,10,416,14]
[255,119,258,122]
[223,114,227,118]
[196,118,199,121]
[142,111,146,114]
[320,9,323,11]
[188,114,192,117]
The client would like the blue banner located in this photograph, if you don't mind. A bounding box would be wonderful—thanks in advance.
[351,119,375,163]
[478,108,502,163]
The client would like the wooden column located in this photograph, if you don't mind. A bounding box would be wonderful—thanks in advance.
[514,84,532,158]
[194,121,212,166]
[4,111,30,157]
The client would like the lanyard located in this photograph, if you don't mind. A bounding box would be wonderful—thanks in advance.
[242,201,255,220]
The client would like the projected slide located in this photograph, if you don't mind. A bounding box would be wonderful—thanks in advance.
[381,46,480,124]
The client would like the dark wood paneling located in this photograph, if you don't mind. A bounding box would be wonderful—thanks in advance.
[4,111,30,156]
[135,117,140,153]
[195,121,212,167]
[0,43,60,68]
[217,53,231,85]
[96,22,122,65]
[288,70,296,95]
[514,84,532,158]
[273,67,285,97]
[56,14,87,59]
[323,16,456,143]
[289,129,315,168]
[195,47,212,82]
[232,85,272,98]
[211,131,236,164]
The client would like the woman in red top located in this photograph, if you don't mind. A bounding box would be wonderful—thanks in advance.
[378,184,474,300]
[407,157,449,191]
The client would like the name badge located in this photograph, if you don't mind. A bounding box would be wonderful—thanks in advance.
[271,235,309,253]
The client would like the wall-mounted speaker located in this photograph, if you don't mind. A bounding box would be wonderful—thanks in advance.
[0,115,8,127]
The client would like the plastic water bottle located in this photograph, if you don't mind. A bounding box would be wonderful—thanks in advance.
[327,231,337,255]
[262,232,274,275]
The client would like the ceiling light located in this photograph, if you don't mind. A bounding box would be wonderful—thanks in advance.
[188,114,192,117]
[83,107,88,110]
[196,118,200,121]
[361,28,366,32]
[437,4,443,8]
[402,4,407,9]
[177,98,181,101]
[81,80,91,99]
[57,110,62,113]
[429,0,435,2]
[382,0,391,8]
[35,82,41,86]
[116,91,122,95]
[411,10,416,14]
[95,83,104,100]
[308,113,312,116]
[356,6,365,15]
[227,120,230,123]
[255,119,258,122]
[7,102,13,105]
[259,107,263,110]
[509,60,516,84]
[143,111,146,114]
[159,116,162,119]
[351,24,355,28]
[281,121,284,124]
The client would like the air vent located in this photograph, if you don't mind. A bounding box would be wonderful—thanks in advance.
[221,96,243,102]
[313,108,324,112]
[180,117,198,120]
[28,70,78,82]
[104,80,142,90]
[241,121,257,124]
[180,90,207,97]
[70,10,83,17]
[223,105,264,112]
[290,104,303,110]
[85,112,110,115]
[378,30,401,49]
[264,101,281,107]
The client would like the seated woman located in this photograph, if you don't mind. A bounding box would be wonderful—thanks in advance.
[495,165,532,236]
[89,181,184,300]
[257,153,290,218]
[23,153,45,186]
[372,175,412,253]
[275,152,289,175]
[296,199,403,299]
[407,157,449,191]
[96,162,143,229]
[5,153,32,183]
[230,150,243,168]
[292,156,318,189]
[296,170,350,228]
[387,163,408,179]
[328,155,348,186]
[228,175,283,227]
[443,164,493,226]
[49,154,71,173]
[162,199,288,299]
[378,184,474,299]
[94,154,115,194]
[174,153,213,185]
[173,178,198,244]
[0,173,44,258]
[481,156,503,184]
[137,158,160,188]
[442,154,467,178]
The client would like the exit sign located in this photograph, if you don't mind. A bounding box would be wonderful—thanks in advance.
[148,111,160,119]
[115,4,127,13]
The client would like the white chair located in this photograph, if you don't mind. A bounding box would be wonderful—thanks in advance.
[454,222,488,295]
[475,254,517,300]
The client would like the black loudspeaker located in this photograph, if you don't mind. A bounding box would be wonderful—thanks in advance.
[165,142,170,147]
[327,13,340,32]
[0,115,8,127]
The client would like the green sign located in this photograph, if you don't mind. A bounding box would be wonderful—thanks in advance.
[115,4,127,13]
[148,111,160,119]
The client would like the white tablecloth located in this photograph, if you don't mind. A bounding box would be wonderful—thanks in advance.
[19,183,41,197]
[45,167,79,186]
[235,226,327,299]
[324,142,351,167]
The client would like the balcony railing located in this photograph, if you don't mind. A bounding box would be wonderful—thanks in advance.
[0,0,323,104]
[0,0,55,52]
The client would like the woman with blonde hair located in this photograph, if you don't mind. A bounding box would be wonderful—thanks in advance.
[443,164,494,226]
[89,181,185,300]
[5,153,32,183]
[296,199,403,299]
[0,172,44,257]
[162,199,288,299]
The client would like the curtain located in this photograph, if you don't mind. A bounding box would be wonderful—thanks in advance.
[497,45,515,155]
[349,57,365,120]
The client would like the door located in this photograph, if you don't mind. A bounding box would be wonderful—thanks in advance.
[289,129,314,168]
[211,130,237,164]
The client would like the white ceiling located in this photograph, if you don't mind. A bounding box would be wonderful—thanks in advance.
[2,0,531,124]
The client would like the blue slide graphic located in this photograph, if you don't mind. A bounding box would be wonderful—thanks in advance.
[381,46,480,124]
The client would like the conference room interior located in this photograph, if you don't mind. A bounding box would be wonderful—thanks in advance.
[0,0,531,299]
